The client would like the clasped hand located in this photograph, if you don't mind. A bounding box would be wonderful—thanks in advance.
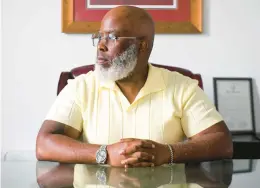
[106,138,169,168]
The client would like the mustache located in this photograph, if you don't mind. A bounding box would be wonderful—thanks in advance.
[96,44,138,64]
[97,53,109,60]
[97,52,121,61]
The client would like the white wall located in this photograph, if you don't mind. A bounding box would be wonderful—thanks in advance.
[0,33,2,161]
[2,0,260,156]
[1,5,3,188]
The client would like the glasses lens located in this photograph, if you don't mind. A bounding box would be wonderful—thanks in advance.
[91,33,117,47]
[92,38,99,47]
[92,33,100,47]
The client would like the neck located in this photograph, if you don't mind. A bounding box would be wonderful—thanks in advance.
[117,64,148,88]
[116,64,149,103]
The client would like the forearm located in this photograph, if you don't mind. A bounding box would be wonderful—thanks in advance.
[167,132,233,163]
[36,134,100,164]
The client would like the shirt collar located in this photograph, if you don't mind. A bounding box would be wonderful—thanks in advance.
[136,63,166,99]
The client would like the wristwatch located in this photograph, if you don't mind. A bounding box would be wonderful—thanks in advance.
[96,145,108,164]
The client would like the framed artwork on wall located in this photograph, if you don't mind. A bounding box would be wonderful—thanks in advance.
[213,77,256,135]
[62,0,202,34]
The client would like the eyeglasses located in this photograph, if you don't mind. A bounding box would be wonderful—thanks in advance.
[91,32,140,47]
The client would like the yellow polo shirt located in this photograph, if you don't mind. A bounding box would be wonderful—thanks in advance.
[45,64,223,145]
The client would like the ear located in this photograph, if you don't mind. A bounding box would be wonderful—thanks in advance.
[139,41,148,52]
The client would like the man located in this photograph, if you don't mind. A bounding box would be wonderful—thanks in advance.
[36,6,233,168]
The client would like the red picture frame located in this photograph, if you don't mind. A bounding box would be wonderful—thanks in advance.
[62,0,202,34]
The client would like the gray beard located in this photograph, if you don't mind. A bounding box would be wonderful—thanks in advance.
[94,44,138,82]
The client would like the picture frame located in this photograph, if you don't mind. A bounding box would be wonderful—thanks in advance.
[213,78,256,135]
[62,0,202,34]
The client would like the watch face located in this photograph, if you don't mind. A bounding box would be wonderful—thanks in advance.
[97,150,107,163]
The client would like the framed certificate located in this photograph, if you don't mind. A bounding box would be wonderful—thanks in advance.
[213,78,256,134]
[232,159,253,173]
[62,0,202,34]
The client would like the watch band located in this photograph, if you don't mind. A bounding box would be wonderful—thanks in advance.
[100,145,107,150]
[167,144,174,165]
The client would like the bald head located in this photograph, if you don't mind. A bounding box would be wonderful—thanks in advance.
[101,6,155,54]
[102,6,154,31]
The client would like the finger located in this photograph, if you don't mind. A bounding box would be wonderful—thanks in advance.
[137,140,155,149]
[124,164,133,170]
[131,162,155,167]
[121,157,139,165]
[120,138,155,149]
[121,141,155,155]
[121,152,155,165]
[121,144,141,155]
[132,152,155,162]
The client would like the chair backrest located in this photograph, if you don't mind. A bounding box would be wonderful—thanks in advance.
[57,63,203,95]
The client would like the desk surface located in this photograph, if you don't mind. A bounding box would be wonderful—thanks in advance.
[2,159,260,188]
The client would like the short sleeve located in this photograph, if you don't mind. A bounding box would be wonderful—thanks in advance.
[45,78,83,132]
[181,79,223,138]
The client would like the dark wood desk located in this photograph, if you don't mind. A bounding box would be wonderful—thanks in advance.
[232,135,260,159]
